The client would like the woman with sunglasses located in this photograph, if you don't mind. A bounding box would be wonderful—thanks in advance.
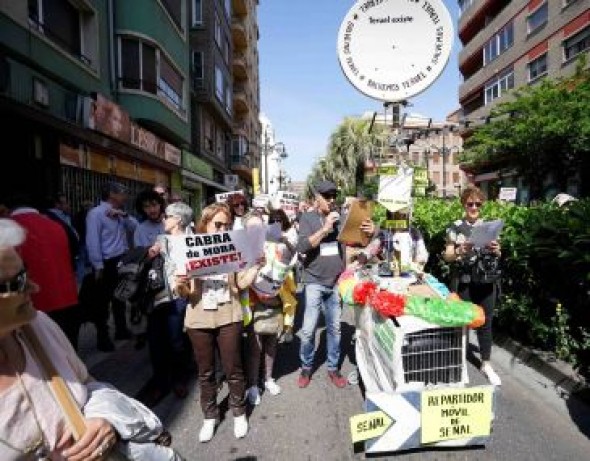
[227,193,248,230]
[443,185,502,386]
[180,203,264,442]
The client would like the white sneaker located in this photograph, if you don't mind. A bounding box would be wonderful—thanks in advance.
[247,385,261,405]
[264,378,281,396]
[234,414,248,439]
[198,419,216,443]
[481,363,502,386]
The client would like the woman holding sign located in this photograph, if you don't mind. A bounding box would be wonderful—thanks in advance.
[180,203,264,442]
[443,186,502,386]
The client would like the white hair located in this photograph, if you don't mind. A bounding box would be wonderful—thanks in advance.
[0,219,26,248]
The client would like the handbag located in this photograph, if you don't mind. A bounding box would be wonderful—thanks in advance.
[252,303,283,335]
[21,325,183,461]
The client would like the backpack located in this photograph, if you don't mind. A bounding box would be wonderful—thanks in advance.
[145,253,167,295]
[113,247,152,303]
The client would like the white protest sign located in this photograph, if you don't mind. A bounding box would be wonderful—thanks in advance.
[337,0,454,102]
[252,241,298,298]
[276,191,299,218]
[167,225,265,277]
[498,187,517,201]
[252,194,270,209]
[378,168,413,213]
[215,189,244,203]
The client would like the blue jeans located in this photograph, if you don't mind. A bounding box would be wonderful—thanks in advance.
[299,283,342,372]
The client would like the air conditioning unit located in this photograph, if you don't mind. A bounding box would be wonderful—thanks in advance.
[33,78,49,107]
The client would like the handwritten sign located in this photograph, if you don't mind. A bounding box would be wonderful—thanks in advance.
[421,387,493,444]
[350,411,394,444]
[276,190,299,218]
[167,226,265,277]
[215,190,244,203]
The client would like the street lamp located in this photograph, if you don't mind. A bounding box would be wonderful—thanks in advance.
[262,133,286,194]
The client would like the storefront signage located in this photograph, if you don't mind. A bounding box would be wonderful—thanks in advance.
[421,387,493,444]
[337,0,454,101]
[182,151,214,180]
[164,143,181,166]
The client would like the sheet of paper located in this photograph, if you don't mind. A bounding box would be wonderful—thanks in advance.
[469,220,504,249]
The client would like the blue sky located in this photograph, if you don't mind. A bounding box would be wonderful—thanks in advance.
[258,0,462,181]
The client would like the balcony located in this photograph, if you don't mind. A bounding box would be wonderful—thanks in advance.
[233,51,248,81]
[231,154,253,183]
[232,0,247,16]
[233,120,248,136]
[232,18,247,50]
[233,83,249,114]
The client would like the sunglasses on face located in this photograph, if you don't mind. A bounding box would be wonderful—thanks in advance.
[214,221,229,231]
[233,202,246,208]
[466,202,482,209]
[0,268,28,295]
[321,193,337,200]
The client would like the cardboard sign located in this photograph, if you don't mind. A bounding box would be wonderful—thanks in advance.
[252,194,271,209]
[421,387,493,444]
[378,168,413,213]
[350,411,394,444]
[338,199,373,246]
[215,190,244,203]
[167,226,265,277]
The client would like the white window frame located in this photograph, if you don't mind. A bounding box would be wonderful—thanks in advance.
[528,53,548,82]
[192,0,202,26]
[157,55,183,110]
[484,69,514,105]
[527,2,548,35]
[563,26,590,62]
[484,22,513,65]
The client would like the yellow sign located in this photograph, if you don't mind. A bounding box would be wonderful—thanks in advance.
[421,387,493,444]
[252,167,260,195]
[350,411,394,443]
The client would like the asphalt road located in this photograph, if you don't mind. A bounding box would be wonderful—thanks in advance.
[79,301,590,461]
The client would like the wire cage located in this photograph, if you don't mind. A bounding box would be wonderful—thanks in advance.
[401,327,464,385]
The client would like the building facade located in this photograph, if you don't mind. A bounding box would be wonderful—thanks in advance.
[231,0,261,195]
[457,0,590,197]
[0,0,189,211]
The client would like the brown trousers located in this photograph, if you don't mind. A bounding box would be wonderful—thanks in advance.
[187,322,246,419]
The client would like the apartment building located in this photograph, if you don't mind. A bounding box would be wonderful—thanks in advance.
[231,0,261,194]
[459,0,589,120]
[0,0,190,210]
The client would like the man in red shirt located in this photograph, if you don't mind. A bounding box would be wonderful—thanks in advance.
[9,195,80,349]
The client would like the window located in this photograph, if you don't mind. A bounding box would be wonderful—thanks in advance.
[484,68,514,104]
[433,152,440,165]
[204,115,214,152]
[161,0,183,32]
[120,37,184,111]
[28,0,93,65]
[527,2,548,35]
[563,26,590,62]
[484,22,513,64]
[192,51,204,89]
[121,38,157,94]
[225,84,232,115]
[215,12,222,48]
[215,66,224,102]
[225,0,231,19]
[192,0,202,25]
[458,0,474,15]
[528,53,548,81]
[159,56,183,109]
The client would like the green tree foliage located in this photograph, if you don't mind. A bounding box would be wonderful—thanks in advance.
[305,117,386,198]
[462,61,590,199]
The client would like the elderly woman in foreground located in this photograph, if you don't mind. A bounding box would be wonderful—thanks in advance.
[0,218,183,461]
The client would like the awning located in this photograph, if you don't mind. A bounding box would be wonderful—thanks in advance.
[181,169,231,192]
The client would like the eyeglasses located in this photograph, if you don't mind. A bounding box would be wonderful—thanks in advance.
[0,268,28,295]
[214,221,229,231]
[466,202,483,209]
[233,202,246,208]
[164,214,178,219]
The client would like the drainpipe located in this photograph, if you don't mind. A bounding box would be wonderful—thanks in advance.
[107,0,116,93]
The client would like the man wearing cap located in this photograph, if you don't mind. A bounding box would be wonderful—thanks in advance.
[86,182,137,351]
[296,180,375,388]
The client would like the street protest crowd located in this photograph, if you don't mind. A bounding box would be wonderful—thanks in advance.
[0,179,503,459]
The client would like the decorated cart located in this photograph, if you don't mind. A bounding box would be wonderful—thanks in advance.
[339,269,496,454]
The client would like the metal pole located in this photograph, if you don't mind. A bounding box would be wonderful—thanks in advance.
[442,127,447,198]
[264,132,269,194]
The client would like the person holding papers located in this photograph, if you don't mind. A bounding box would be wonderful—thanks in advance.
[443,185,503,386]
[296,181,375,389]
[179,203,265,442]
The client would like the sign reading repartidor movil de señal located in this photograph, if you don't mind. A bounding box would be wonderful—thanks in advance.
[337,0,454,102]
